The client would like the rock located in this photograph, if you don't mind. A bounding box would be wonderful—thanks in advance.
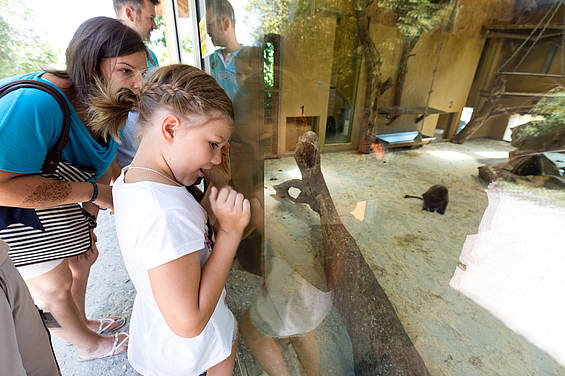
[509,154,560,177]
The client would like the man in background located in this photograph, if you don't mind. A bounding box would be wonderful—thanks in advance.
[206,0,242,100]
[114,0,160,69]
[113,0,160,170]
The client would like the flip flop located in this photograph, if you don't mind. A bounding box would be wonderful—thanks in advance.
[78,332,129,361]
[95,316,126,335]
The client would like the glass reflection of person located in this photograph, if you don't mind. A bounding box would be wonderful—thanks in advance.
[205,1,264,274]
[239,239,333,376]
[230,47,265,276]
[234,47,330,371]
[206,0,242,101]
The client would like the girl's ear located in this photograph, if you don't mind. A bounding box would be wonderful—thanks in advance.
[161,114,181,143]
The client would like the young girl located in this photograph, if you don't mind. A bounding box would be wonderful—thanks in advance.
[89,64,250,375]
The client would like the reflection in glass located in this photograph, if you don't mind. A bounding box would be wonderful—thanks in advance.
[200,0,565,375]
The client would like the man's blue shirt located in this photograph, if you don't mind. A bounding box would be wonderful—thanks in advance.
[210,47,242,100]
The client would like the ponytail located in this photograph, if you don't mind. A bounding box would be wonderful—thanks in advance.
[87,79,138,142]
[87,64,234,142]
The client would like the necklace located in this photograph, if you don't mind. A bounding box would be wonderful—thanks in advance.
[128,166,183,187]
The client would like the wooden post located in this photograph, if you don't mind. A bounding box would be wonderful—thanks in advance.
[274,132,430,375]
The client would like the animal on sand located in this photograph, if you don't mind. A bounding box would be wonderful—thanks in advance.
[404,184,449,215]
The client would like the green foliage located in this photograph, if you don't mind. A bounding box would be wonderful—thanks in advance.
[0,0,58,78]
[379,0,450,39]
[264,42,275,88]
[181,35,193,56]
[246,0,448,42]
[153,16,168,47]
[264,42,276,114]
[148,16,192,65]
[514,87,565,139]
[245,0,292,42]
[148,16,169,65]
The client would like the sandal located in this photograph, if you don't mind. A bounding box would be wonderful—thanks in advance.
[95,316,126,335]
[78,332,129,361]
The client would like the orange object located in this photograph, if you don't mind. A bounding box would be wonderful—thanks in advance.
[371,143,385,160]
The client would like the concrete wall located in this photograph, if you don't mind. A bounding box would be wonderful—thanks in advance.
[275,0,525,151]
[278,16,337,153]
[359,0,514,140]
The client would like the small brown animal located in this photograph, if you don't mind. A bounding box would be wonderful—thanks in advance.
[404,184,449,215]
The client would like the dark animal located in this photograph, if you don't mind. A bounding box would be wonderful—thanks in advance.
[404,184,449,214]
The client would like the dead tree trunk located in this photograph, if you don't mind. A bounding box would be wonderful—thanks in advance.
[453,77,506,144]
[389,37,419,123]
[274,131,430,376]
[356,1,384,154]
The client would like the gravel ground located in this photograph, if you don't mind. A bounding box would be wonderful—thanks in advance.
[52,210,139,376]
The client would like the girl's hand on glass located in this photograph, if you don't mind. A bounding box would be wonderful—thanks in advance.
[209,186,250,236]
[204,144,231,188]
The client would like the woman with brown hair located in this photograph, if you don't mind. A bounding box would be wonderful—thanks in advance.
[0,16,147,361]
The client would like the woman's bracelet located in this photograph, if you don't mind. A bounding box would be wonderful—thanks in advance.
[88,181,98,203]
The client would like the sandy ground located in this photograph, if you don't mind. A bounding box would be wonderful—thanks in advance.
[52,138,565,375]
[240,138,565,376]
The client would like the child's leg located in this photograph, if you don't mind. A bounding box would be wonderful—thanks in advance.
[290,331,320,376]
[66,231,123,334]
[207,332,238,376]
[239,310,291,376]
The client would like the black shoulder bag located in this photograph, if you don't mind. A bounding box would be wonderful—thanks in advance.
[0,79,96,267]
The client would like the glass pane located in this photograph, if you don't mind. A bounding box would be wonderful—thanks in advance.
[5,0,554,374]
[198,1,565,375]
[5,1,563,375]
[173,0,198,65]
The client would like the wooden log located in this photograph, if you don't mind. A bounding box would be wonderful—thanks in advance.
[274,131,430,375]
[510,126,565,157]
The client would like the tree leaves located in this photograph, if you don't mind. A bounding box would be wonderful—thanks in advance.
[0,0,58,78]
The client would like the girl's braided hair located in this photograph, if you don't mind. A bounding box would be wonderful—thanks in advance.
[88,64,234,141]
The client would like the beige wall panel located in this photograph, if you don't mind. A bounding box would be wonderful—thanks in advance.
[279,16,337,153]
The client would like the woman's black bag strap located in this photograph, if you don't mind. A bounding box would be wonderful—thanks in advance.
[0,79,71,173]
